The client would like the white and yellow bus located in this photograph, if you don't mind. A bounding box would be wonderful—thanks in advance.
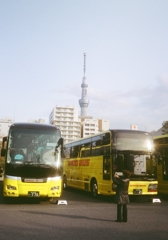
[154,134,168,195]
[1,123,64,202]
[63,129,158,198]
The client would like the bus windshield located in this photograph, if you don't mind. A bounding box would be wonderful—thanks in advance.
[7,127,61,167]
[111,131,156,178]
[113,132,154,152]
[154,135,168,181]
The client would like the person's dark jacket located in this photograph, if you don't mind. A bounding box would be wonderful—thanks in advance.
[113,176,130,204]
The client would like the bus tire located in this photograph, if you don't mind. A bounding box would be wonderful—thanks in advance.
[91,179,98,198]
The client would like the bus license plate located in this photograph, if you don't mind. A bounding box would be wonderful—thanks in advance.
[28,191,39,197]
[133,189,142,195]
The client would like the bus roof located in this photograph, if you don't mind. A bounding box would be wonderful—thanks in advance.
[10,122,60,131]
[110,129,150,135]
[153,134,168,140]
[65,129,151,145]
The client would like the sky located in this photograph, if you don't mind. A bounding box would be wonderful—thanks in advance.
[1,0,168,132]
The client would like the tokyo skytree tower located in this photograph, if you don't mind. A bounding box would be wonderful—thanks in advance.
[79,53,89,116]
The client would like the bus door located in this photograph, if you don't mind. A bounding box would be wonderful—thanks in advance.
[101,133,111,181]
[0,137,7,173]
[103,155,111,180]
[80,140,91,190]
[159,150,168,194]
[69,144,81,188]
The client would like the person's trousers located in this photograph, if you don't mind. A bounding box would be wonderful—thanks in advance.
[117,204,127,222]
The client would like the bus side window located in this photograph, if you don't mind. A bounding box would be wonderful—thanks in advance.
[64,146,70,158]
[64,143,71,158]
[102,133,111,145]
[70,147,73,158]
[80,139,91,157]
[101,133,111,155]
[81,148,90,157]
[91,135,102,156]
[91,145,102,156]
[70,146,78,158]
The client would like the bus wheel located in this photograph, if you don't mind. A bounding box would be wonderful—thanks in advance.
[63,175,67,190]
[91,179,98,198]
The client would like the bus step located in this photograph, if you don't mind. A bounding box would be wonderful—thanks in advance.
[57,200,68,205]
[50,198,67,204]
[152,198,161,203]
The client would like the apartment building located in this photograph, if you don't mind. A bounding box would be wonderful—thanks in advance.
[28,119,45,124]
[49,106,81,143]
[0,118,13,141]
[98,119,110,132]
[81,118,109,138]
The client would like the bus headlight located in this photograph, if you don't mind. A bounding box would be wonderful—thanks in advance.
[51,186,60,191]
[147,140,153,151]
[148,184,158,192]
[7,185,17,190]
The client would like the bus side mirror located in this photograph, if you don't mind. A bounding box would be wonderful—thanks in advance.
[60,138,65,158]
[1,148,6,157]
[57,137,64,147]
[60,137,64,146]
[1,136,7,157]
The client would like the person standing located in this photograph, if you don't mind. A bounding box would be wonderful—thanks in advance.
[113,170,131,222]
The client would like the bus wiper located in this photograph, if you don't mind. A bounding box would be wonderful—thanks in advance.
[16,161,56,169]
[37,163,54,168]
[14,161,44,166]
[14,161,36,166]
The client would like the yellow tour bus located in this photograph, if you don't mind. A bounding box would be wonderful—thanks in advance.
[63,129,158,198]
[153,134,168,195]
[1,122,64,202]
